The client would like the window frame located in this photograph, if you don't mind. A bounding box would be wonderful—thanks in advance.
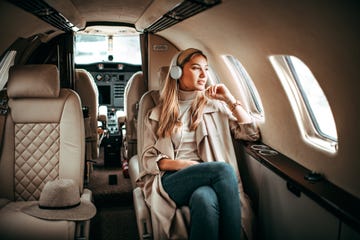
[269,55,338,154]
[285,56,336,141]
[223,55,264,119]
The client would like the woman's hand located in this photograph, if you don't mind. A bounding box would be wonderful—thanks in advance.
[206,84,253,123]
[205,84,235,104]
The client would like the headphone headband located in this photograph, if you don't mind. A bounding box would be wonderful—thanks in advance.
[169,48,203,80]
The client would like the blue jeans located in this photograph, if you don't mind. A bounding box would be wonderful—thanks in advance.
[162,162,241,240]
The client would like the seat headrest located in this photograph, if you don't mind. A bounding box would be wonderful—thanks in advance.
[7,64,60,98]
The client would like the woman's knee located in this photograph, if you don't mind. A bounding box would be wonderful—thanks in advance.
[190,186,219,215]
[216,162,234,173]
[209,162,237,180]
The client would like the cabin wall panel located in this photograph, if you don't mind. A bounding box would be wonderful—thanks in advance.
[147,34,178,91]
[340,222,360,240]
[239,153,262,215]
[258,165,339,240]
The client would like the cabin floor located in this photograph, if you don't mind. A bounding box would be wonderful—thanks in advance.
[88,146,139,240]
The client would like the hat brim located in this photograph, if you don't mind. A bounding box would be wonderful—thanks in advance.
[22,200,96,221]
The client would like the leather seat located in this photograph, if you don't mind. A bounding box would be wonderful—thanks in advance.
[129,66,182,239]
[130,89,191,239]
[74,69,99,161]
[74,69,100,184]
[127,66,168,189]
[130,90,158,239]
[0,64,93,240]
[123,71,146,160]
[128,67,168,239]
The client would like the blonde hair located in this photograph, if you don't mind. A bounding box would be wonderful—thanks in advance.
[157,49,208,138]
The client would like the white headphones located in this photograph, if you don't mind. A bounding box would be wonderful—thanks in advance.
[169,51,183,80]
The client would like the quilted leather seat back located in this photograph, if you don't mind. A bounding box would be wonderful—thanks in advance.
[14,122,60,200]
[0,64,85,201]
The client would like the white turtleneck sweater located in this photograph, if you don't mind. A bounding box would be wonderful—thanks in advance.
[171,90,200,162]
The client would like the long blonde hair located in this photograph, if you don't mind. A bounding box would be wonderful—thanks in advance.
[157,48,208,138]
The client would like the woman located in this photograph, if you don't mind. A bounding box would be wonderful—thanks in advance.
[138,48,260,239]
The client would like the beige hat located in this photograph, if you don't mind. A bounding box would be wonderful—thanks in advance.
[22,179,96,221]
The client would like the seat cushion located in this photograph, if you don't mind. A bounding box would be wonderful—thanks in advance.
[0,201,76,240]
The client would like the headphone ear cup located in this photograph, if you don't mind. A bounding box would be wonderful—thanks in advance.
[170,65,182,80]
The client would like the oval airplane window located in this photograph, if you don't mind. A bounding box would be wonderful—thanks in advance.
[223,55,264,119]
[270,55,338,153]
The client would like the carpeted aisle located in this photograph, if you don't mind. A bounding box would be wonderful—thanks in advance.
[88,147,139,240]
[91,205,139,240]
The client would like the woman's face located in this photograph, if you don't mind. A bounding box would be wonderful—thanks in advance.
[178,54,208,91]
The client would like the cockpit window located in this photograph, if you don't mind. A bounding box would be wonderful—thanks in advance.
[223,55,264,119]
[270,55,338,153]
[74,26,141,65]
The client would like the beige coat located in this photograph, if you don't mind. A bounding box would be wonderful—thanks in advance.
[138,99,260,240]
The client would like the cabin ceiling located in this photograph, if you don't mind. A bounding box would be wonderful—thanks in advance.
[69,0,152,24]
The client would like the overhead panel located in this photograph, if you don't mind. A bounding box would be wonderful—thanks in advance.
[137,0,221,33]
[7,0,80,32]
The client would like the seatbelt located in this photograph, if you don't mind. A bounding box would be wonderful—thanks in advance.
[0,89,9,155]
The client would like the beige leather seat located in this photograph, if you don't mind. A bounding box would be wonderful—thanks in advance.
[74,69,99,183]
[130,89,191,239]
[123,71,146,160]
[0,64,93,240]
[127,66,168,188]
[74,69,99,161]
[130,90,158,239]
[127,66,181,239]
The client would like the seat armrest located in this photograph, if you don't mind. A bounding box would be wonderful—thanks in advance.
[116,110,126,125]
[76,188,94,240]
[81,188,93,202]
[128,155,140,189]
[98,105,108,129]
[98,114,107,123]
[133,187,153,240]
